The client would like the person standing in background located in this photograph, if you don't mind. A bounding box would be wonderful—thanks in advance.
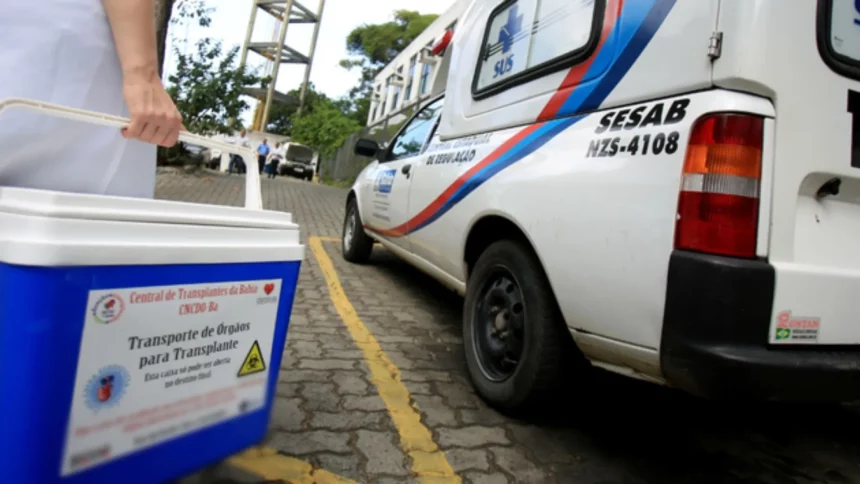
[227,128,250,175]
[0,0,183,198]
[256,139,270,175]
[266,141,283,179]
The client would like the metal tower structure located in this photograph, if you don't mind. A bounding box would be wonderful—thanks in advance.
[238,0,325,132]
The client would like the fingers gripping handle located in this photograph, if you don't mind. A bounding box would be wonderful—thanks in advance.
[0,98,263,210]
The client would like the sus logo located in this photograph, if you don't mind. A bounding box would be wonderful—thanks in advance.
[374,169,396,194]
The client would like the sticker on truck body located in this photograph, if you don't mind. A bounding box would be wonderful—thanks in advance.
[773,310,821,343]
[61,279,281,476]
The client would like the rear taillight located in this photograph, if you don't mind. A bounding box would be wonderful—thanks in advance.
[675,114,764,258]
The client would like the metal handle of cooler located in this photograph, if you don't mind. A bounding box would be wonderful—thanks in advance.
[0,97,263,210]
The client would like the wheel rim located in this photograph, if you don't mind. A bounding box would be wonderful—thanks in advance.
[344,208,356,252]
[472,267,526,382]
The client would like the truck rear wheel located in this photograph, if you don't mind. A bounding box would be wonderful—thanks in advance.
[463,239,570,413]
[342,199,373,263]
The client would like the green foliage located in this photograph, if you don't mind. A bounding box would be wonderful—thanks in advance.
[347,94,372,127]
[171,0,214,27]
[265,103,296,136]
[290,97,362,160]
[345,10,439,65]
[265,82,328,135]
[166,38,267,136]
[160,31,266,165]
[341,10,439,126]
[265,82,366,161]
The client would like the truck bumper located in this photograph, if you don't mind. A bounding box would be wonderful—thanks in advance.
[660,250,860,402]
[279,163,310,177]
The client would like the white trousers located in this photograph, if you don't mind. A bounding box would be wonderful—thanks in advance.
[0,0,156,198]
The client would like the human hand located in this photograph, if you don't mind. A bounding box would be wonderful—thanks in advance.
[121,69,183,147]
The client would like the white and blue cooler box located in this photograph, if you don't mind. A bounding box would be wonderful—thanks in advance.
[0,186,303,483]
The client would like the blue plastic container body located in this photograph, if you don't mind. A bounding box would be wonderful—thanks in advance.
[0,259,301,484]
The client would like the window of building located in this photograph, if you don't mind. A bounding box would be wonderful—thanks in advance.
[419,40,434,95]
[405,55,417,101]
[392,67,403,110]
[473,0,602,98]
[371,105,378,122]
[381,77,390,115]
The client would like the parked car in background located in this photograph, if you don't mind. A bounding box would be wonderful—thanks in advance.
[179,142,214,168]
[278,142,317,181]
[207,147,223,170]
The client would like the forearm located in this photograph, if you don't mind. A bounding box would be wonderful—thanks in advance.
[101,0,159,81]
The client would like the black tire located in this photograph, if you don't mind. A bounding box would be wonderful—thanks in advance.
[342,199,373,263]
[463,239,574,413]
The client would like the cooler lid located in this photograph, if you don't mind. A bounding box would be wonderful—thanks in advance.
[0,187,297,230]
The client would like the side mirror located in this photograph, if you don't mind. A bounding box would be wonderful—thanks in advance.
[354,138,380,158]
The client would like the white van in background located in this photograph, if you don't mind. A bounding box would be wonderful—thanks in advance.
[278,142,317,181]
[340,0,860,412]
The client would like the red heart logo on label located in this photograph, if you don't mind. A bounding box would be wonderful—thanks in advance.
[264,283,275,295]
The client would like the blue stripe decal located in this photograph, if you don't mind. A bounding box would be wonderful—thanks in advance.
[577,0,678,113]
[411,117,581,232]
[556,0,674,117]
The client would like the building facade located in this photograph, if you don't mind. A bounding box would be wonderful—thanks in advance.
[366,0,471,130]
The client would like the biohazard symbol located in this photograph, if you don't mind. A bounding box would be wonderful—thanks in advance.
[237,340,267,377]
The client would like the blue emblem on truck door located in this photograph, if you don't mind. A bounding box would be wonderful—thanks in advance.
[493,4,523,78]
[499,5,523,54]
[374,169,396,194]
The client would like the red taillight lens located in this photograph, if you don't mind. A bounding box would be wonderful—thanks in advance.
[675,114,764,258]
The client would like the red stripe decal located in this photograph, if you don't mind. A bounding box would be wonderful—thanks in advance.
[538,0,624,121]
[366,123,545,238]
[407,124,543,229]
[366,225,405,238]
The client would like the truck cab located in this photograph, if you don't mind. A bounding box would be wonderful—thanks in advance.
[342,0,860,411]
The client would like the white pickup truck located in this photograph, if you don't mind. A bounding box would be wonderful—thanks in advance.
[341,0,860,412]
[278,142,317,181]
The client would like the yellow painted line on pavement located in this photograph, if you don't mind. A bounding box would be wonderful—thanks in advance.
[228,447,356,484]
[308,236,460,483]
[317,236,339,242]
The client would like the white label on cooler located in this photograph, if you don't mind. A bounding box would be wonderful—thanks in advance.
[61,279,282,476]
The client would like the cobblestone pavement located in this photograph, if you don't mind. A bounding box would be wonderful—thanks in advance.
[159,170,860,484]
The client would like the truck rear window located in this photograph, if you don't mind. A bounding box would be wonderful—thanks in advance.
[819,0,860,80]
[286,145,314,163]
[472,0,602,99]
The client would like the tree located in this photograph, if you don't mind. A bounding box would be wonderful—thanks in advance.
[265,82,328,135]
[155,0,214,76]
[340,10,439,125]
[154,0,176,76]
[157,0,267,165]
[345,10,439,65]
[172,0,214,27]
[166,38,266,136]
[290,99,362,160]
[159,37,266,165]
